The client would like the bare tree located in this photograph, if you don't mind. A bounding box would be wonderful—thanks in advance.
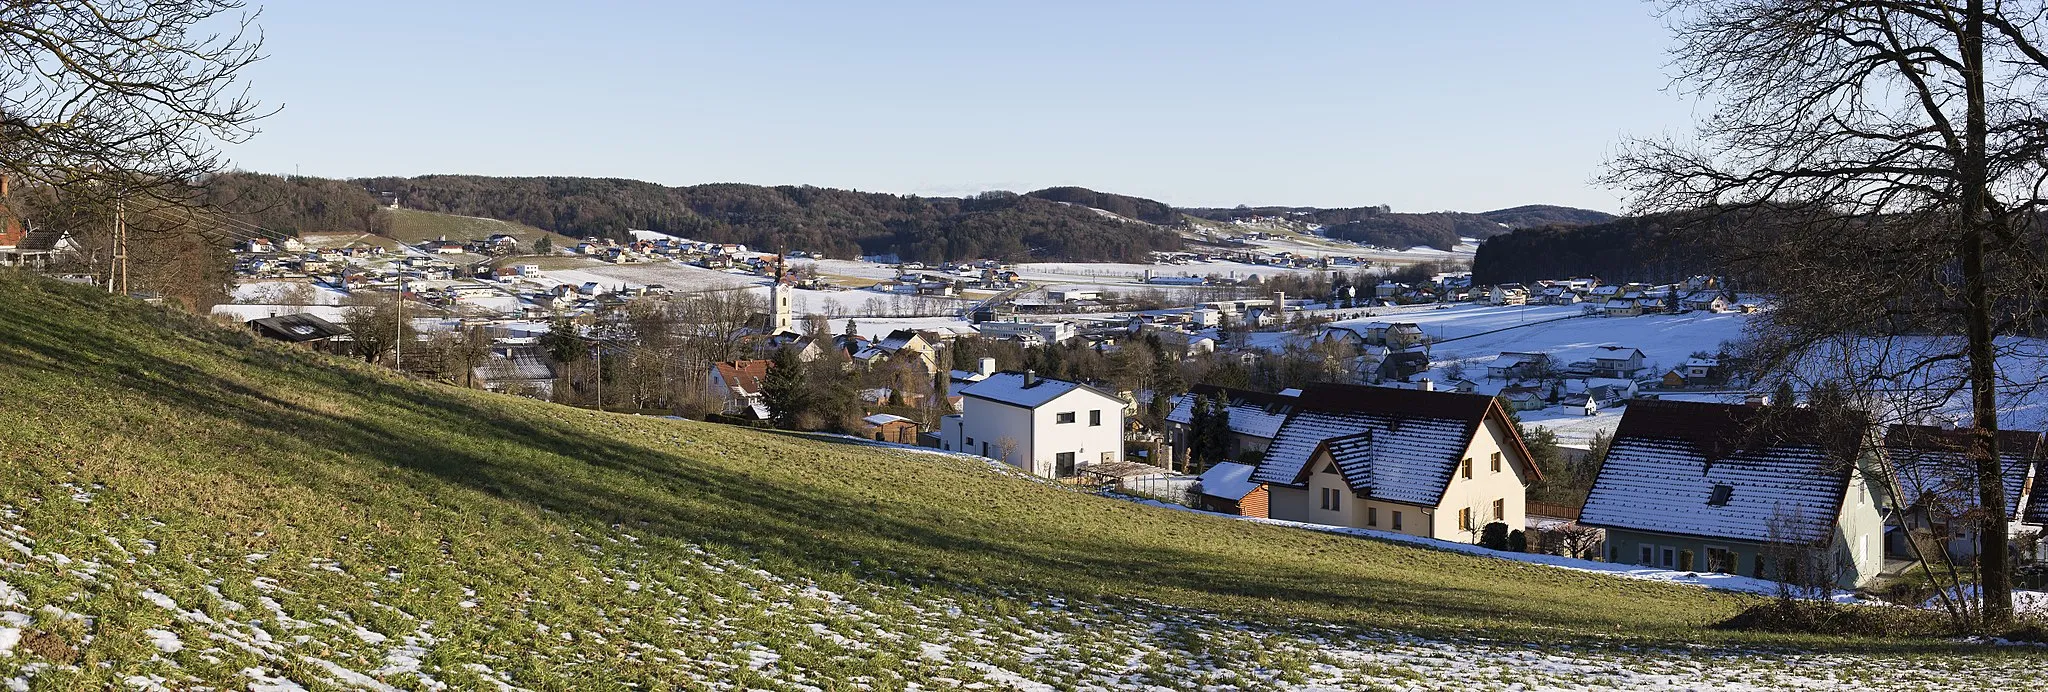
[2,1,271,201]
[342,292,413,365]
[1605,0,2048,626]
[1545,523,1605,561]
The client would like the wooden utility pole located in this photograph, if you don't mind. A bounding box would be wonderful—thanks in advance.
[118,199,128,295]
[109,197,127,294]
[395,273,405,372]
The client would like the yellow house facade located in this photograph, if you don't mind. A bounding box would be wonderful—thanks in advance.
[1254,384,1541,541]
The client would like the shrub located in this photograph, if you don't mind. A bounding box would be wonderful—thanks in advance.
[1479,522,1510,551]
[1506,529,1527,553]
[1715,598,1952,637]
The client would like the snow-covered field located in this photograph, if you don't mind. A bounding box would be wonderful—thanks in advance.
[547,261,974,317]
[231,281,351,306]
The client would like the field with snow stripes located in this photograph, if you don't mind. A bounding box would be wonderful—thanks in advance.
[1,273,2042,689]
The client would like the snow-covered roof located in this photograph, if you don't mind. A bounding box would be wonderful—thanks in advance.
[878,329,922,351]
[1164,385,1294,439]
[1593,347,1644,361]
[863,414,913,426]
[473,348,553,382]
[1252,384,1512,506]
[958,372,1118,409]
[1580,400,1866,544]
[1684,358,1719,368]
[1198,462,1262,501]
[948,369,990,384]
[1884,425,2040,520]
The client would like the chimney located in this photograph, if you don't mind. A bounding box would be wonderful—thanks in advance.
[1745,392,1770,408]
[979,357,996,377]
[1024,369,1038,387]
[1418,378,1434,392]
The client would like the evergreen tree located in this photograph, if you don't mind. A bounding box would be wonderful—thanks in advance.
[1773,380,1797,407]
[843,319,860,338]
[1187,395,1213,472]
[540,317,586,364]
[761,347,811,429]
[1204,393,1232,468]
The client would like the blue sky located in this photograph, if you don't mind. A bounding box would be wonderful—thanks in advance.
[222,1,1700,213]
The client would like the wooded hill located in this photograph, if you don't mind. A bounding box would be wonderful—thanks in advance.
[188,172,1627,262]
[197,171,390,238]
[352,176,1185,262]
[1184,204,1615,251]
[1471,213,1718,286]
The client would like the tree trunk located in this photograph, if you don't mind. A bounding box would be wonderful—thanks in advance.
[1959,0,2012,627]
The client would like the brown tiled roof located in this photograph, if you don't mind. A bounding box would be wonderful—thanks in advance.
[1295,382,1497,422]
[713,360,772,396]
[1612,398,1867,463]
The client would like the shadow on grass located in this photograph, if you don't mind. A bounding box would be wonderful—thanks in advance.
[0,273,2001,656]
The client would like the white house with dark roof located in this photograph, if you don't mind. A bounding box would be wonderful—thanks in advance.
[1881,424,2044,561]
[1580,399,1885,588]
[943,371,1126,478]
[1588,346,1648,378]
[1249,384,1541,541]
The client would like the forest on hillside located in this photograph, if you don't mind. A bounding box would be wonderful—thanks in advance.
[1022,186,1182,224]
[1470,214,1717,285]
[199,172,389,237]
[1183,204,1615,251]
[351,176,1184,262]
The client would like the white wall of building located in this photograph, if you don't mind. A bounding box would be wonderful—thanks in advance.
[959,387,1125,477]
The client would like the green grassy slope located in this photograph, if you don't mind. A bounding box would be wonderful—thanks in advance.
[0,272,2031,688]
[383,207,577,247]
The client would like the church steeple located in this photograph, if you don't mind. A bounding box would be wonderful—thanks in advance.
[771,256,792,333]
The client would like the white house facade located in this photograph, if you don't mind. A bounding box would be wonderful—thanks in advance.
[945,372,1127,478]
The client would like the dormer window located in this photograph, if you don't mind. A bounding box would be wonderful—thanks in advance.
[1707,484,1734,506]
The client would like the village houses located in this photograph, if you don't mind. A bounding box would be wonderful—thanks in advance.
[1580,399,1887,588]
[1881,424,2046,562]
[1243,384,1542,541]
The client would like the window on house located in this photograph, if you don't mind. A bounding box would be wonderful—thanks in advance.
[1706,547,1737,574]
[1056,412,1076,424]
[1492,499,1505,521]
[966,436,975,446]
[1319,488,1342,512]
[1367,507,1378,526]
[1089,410,1101,426]
[1639,545,1654,566]
[1392,511,1404,531]
[1055,452,1077,476]
[1490,452,1502,473]
[1707,484,1734,506]
[1660,547,1676,568]
[1458,508,1473,531]
[1460,458,1473,479]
